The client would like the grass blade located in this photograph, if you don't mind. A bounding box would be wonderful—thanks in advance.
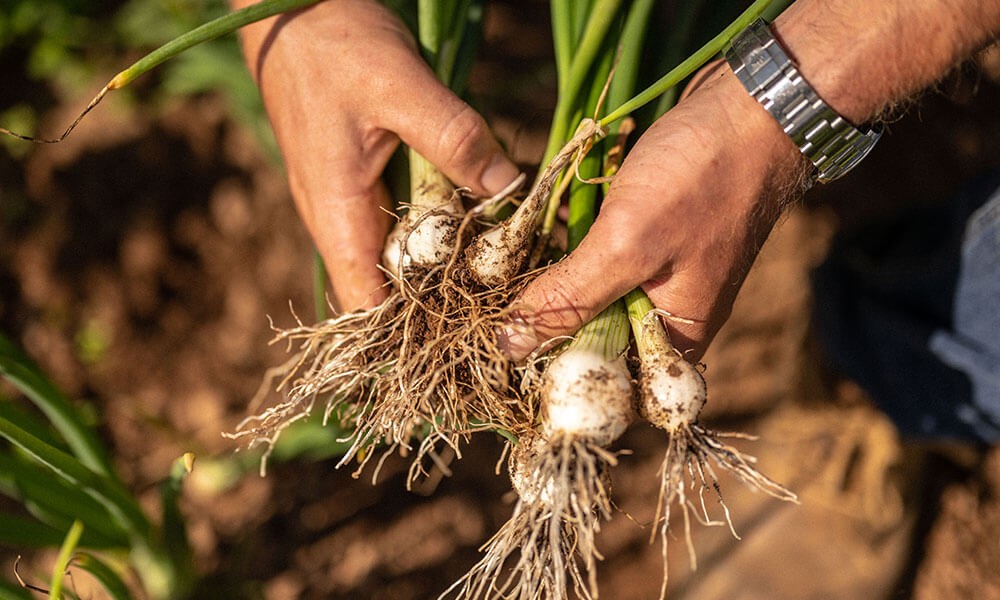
[48,520,84,600]
[0,416,149,541]
[0,454,129,547]
[73,553,134,600]
[0,333,114,479]
[159,453,194,591]
[0,582,32,600]
[0,514,68,549]
[0,401,67,454]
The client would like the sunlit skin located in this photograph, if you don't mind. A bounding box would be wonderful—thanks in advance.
[236,0,1000,356]
[231,0,519,311]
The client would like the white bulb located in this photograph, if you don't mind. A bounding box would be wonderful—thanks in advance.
[542,350,633,446]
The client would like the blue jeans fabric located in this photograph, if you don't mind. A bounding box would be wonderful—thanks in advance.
[813,171,1000,444]
[929,186,1000,441]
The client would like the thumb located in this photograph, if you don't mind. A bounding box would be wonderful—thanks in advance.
[498,225,638,361]
[384,63,520,197]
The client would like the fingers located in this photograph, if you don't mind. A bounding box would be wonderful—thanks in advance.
[499,208,649,361]
[307,180,394,311]
[383,63,521,198]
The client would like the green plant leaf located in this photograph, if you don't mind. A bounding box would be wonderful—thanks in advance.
[0,454,129,547]
[49,520,84,600]
[0,399,66,451]
[600,0,774,126]
[0,333,115,479]
[0,513,67,549]
[74,553,134,600]
[158,453,194,594]
[0,416,149,541]
[0,580,32,600]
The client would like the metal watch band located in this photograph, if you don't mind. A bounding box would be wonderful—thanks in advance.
[725,18,881,184]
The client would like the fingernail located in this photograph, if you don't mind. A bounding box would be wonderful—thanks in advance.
[496,315,539,362]
[481,154,521,196]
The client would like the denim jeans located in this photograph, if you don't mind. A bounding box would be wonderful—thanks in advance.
[929,185,1000,441]
[814,171,1000,444]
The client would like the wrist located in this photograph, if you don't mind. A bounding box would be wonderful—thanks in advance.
[725,18,883,184]
[682,63,812,210]
[772,0,1000,125]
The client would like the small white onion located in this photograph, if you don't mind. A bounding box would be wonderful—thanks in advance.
[405,213,460,266]
[542,350,633,447]
[465,225,520,287]
[639,355,706,433]
[382,213,461,278]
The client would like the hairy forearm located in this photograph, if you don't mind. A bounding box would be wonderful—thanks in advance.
[775,0,1000,124]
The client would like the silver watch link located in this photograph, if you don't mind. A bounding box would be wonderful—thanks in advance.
[725,18,882,184]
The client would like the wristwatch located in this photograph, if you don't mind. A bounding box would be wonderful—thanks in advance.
[725,18,882,184]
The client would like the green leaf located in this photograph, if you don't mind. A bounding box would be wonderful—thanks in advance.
[0,399,67,452]
[0,333,115,480]
[0,513,67,549]
[600,0,775,126]
[0,454,130,547]
[158,454,193,592]
[74,553,134,600]
[0,580,32,600]
[49,520,84,600]
[0,416,149,541]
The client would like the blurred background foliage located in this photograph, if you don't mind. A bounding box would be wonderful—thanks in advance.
[0,0,277,159]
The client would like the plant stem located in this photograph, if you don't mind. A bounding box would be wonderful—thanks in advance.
[568,299,630,362]
[599,0,774,127]
[550,0,574,83]
[541,0,625,168]
[605,0,656,130]
[624,287,675,358]
[49,520,84,600]
[651,0,706,118]
[313,251,328,321]
[408,148,457,210]
[109,0,324,89]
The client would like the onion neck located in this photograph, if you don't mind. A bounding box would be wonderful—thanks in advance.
[408,148,462,214]
[567,299,630,363]
[624,289,675,361]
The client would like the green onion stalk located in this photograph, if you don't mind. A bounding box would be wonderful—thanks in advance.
[442,10,639,596]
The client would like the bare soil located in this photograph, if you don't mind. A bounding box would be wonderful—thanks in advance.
[2,3,1000,598]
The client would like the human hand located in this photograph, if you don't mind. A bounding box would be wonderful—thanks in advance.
[499,0,1000,362]
[234,0,519,310]
[501,63,811,361]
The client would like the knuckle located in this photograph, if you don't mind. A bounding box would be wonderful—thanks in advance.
[590,208,660,282]
[523,272,593,338]
[435,105,490,171]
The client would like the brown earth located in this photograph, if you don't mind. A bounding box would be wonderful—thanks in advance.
[2,3,1000,599]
